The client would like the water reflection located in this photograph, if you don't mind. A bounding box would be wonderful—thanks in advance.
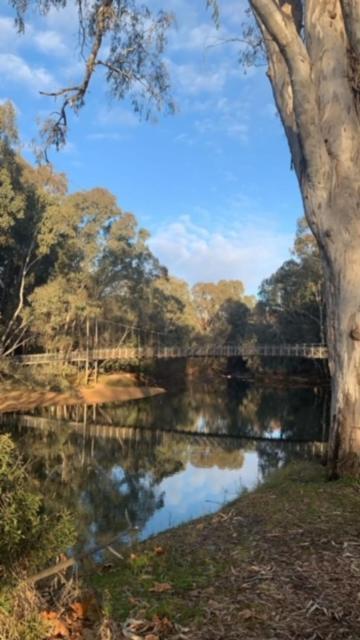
[0,381,329,553]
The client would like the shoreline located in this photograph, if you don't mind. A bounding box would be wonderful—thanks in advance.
[87,461,360,639]
[0,373,166,413]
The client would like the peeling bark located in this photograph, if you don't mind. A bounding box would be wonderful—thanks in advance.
[249,0,360,475]
[340,0,360,58]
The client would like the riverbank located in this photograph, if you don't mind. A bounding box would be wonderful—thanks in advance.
[0,373,165,413]
[88,462,360,639]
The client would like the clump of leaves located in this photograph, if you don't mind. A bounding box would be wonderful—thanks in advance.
[0,434,76,574]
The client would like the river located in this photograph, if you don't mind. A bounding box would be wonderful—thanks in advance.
[0,379,329,556]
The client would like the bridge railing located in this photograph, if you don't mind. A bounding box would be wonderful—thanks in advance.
[9,342,328,365]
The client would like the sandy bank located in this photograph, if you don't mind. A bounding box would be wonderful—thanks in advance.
[0,373,165,413]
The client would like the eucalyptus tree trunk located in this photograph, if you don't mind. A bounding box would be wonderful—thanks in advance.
[249,0,360,474]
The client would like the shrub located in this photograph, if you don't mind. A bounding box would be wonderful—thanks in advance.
[0,434,75,573]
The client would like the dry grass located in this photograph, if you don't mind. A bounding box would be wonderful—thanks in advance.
[0,581,46,640]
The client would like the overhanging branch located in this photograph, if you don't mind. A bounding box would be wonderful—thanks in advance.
[38,1,112,155]
[249,0,330,189]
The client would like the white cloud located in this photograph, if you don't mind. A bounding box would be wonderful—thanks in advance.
[195,116,248,141]
[173,132,194,145]
[33,29,69,57]
[0,16,21,51]
[190,96,249,141]
[87,132,128,142]
[62,140,77,154]
[41,2,79,38]
[0,16,65,58]
[170,22,223,52]
[97,106,139,128]
[0,11,75,59]
[0,53,54,92]
[149,213,292,294]
[169,59,228,95]
[221,0,249,27]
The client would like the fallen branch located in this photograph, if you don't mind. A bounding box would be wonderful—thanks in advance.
[27,534,129,584]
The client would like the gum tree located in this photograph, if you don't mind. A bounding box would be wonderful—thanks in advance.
[9,0,360,475]
[242,0,360,476]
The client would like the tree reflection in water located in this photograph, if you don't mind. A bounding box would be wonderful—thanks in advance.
[0,381,329,553]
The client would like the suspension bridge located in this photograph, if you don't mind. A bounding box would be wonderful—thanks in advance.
[5,318,328,365]
[13,342,328,365]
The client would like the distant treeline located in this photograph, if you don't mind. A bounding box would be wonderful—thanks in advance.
[0,101,325,362]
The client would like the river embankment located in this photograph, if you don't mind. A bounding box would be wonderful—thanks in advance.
[88,462,360,639]
[4,460,359,639]
[0,372,165,413]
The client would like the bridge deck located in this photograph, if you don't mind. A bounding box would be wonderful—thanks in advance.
[11,343,328,365]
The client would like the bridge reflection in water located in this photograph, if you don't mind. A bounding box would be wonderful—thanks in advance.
[0,381,329,553]
[1,411,326,451]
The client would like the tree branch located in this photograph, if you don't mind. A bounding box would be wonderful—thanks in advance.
[250,0,330,191]
[97,60,149,92]
[1,241,34,350]
[38,0,114,154]
[256,16,304,180]
[2,333,32,358]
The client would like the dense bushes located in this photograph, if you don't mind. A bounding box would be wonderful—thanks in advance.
[0,434,75,574]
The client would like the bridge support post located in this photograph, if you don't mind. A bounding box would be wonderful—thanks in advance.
[85,317,90,385]
[94,318,99,383]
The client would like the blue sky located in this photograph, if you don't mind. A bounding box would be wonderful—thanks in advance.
[0,0,303,294]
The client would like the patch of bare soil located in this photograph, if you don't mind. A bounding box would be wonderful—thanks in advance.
[0,374,165,413]
[80,382,165,406]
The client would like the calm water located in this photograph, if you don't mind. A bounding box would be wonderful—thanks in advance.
[0,380,329,555]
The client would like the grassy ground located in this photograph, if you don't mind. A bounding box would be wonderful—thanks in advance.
[90,462,360,639]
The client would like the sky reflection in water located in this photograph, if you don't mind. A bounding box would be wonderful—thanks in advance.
[0,381,328,553]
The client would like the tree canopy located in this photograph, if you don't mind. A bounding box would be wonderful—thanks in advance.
[0,102,260,356]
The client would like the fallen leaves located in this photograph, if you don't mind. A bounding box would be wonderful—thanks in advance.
[41,611,70,638]
[149,582,173,593]
[70,600,89,619]
[238,608,255,621]
[33,465,360,640]
[122,615,175,640]
[41,598,97,639]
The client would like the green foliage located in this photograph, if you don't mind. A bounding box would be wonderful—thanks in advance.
[149,276,199,344]
[0,100,18,145]
[254,217,325,345]
[0,100,258,360]
[0,99,317,367]
[0,434,75,573]
[192,280,254,340]
[8,0,174,154]
[245,217,327,375]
